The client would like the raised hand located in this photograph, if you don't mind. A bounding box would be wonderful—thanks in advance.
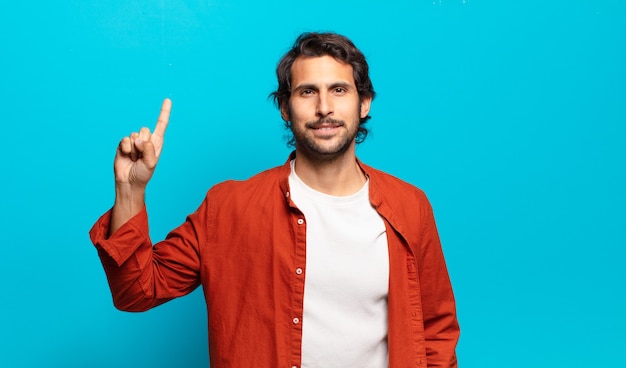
[114,98,172,188]
[110,98,171,234]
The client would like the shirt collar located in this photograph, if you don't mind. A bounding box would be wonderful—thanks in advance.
[278,151,384,209]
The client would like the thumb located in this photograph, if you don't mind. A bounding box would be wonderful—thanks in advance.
[135,139,158,169]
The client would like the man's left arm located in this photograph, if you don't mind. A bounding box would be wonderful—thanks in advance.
[419,197,460,367]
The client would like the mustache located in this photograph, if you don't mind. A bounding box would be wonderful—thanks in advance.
[305,118,345,129]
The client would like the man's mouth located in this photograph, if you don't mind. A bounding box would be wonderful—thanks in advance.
[316,125,338,131]
[307,118,344,130]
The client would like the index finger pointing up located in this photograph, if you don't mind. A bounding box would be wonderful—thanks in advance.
[153,98,172,138]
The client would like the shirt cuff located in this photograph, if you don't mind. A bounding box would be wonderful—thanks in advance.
[89,207,150,267]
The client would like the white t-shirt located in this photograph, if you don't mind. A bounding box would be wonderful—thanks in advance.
[289,161,390,368]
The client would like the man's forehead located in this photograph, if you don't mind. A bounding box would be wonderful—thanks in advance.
[290,55,355,85]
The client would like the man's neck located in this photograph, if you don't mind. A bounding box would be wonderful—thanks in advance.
[293,149,367,196]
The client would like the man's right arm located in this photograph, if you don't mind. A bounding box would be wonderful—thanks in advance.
[89,98,203,311]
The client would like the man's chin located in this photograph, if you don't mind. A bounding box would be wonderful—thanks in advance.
[297,140,354,161]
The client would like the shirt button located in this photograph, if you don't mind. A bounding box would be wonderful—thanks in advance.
[285,191,290,198]
[292,366,298,368]
[297,218,304,225]
[295,268,303,275]
[293,317,300,324]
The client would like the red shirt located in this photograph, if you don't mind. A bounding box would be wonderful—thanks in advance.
[90,156,460,367]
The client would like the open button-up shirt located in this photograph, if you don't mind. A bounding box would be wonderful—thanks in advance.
[90,155,460,367]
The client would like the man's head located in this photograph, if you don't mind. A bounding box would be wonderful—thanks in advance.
[271,32,376,147]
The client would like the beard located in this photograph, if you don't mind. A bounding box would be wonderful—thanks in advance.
[291,116,359,161]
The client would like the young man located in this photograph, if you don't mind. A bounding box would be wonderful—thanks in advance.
[90,32,459,368]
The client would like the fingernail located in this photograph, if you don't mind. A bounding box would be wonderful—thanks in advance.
[136,139,143,144]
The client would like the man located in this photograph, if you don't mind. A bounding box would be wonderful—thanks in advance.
[90,32,459,367]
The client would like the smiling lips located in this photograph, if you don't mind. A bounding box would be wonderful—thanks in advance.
[307,118,344,131]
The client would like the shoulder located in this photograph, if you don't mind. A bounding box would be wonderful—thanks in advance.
[206,163,287,204]
[360,162,439,247]
[362,162,429,203]
[361,162,435,231]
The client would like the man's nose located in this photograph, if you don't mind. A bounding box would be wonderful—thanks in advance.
[316,91,333,117]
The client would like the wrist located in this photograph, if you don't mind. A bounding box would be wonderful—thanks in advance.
[110,183,146,235]
[114,183,146,212]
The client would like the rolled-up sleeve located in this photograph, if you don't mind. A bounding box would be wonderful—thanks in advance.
[89,202,204,312]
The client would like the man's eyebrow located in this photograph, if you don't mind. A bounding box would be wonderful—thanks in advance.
[292,81,354,91]
[292,83,318,92]
[329,82,352,89]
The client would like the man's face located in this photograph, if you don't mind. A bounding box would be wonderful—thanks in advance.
[281,55,371,160]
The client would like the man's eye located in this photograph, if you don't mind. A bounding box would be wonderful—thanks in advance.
[301,89,314,95]
[334,87,346,94]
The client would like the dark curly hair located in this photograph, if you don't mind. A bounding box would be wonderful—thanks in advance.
[270,32,376,146]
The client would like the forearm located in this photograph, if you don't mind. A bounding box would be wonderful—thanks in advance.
[97,236,173,312]
[422,258,460,367]
[110,183,146,236]
[91,208,161,311]
[90,197,205,312]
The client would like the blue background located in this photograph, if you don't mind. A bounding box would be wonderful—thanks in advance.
[1,1,624,367]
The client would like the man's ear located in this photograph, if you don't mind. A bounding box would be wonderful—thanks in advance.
[360,96,372,119]
[280,101,290,122]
